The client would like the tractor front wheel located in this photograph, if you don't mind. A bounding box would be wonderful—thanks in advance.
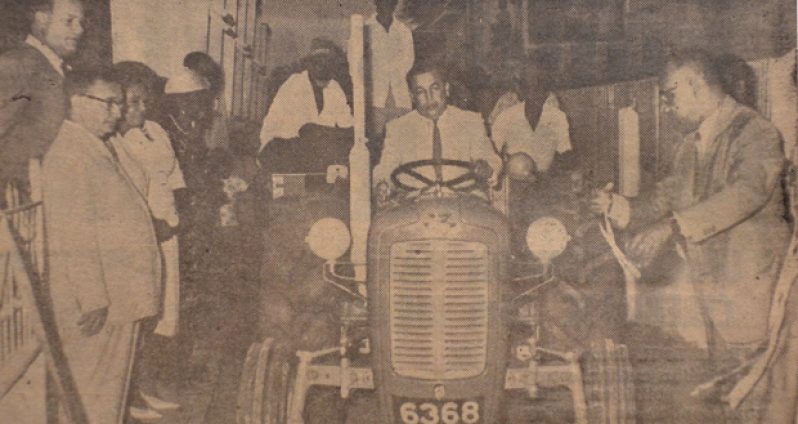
[583,339,636,424]
[237,338,294,424]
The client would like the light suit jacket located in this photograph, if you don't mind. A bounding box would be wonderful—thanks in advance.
[630,97,790,344]
[43,121,162,334]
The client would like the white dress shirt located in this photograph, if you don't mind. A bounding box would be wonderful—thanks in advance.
[366,14,415,109]
[259,70,353,152]
[112,120,185,227]
[491,93,572,173]
[374,106,501,185]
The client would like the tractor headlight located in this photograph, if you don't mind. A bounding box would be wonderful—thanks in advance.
[526,217,571,264]
[306,217,351,261]
[507,152,537,181]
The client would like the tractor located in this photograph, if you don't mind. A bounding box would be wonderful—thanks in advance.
[237,152,636,424]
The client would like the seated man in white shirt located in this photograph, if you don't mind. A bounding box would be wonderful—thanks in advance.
[258,38,353,154]
[373,61,502,199]
[491,75,572,175]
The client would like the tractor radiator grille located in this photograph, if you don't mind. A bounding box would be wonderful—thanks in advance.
[389,240,489,380]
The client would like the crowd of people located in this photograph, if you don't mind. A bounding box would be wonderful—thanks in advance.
[0,0,796,423]
[0,0,239,421]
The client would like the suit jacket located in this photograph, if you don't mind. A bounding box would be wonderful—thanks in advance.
[631,96,790,344]
[43,121,161,334]
[373,106,501,185]
[0,43,67,187]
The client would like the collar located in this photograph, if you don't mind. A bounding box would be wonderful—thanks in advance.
[119,124,155,143]
[62,120,116,160]
[26,35,65,76]
[368,13,399,32]
[695,95,736,151]
[415,105,453,125]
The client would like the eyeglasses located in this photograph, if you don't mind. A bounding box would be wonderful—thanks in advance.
[659,86,676,106]
[80,94,124,111]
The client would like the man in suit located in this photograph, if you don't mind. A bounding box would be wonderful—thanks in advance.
[373,61,501,196]
[43,68,162,424]
[0,0,84,206]
[592,50,790,421]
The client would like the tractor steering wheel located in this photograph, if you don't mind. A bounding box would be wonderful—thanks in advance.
[390,159,480,193]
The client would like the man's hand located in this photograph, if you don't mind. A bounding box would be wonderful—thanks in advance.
[506,152,536,182]
[78,307,108,337]
[152,218,176,243]
[473,159,493,181]
[626,219,674,268]
[590,182,615,215]
[375,181,391,208]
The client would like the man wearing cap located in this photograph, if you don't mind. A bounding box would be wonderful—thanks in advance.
[157,66,221,306]
[258,39,353,153]
[0,0,85,206]
[159,66,213,192]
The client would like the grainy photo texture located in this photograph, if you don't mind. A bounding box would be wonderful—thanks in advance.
[0,0,796,423]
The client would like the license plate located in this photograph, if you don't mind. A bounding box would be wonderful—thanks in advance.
[394,398,482,424]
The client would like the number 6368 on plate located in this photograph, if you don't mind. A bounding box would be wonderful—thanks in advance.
[395,399,481,424]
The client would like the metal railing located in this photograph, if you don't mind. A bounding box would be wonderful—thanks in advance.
[0,205,43,399]
[0,161,88,423]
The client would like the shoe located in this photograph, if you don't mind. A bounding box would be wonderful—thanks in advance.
[129,406,163,421]
[141,391,181,411]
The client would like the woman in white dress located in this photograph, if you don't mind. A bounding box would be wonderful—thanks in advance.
[112,62,186,419]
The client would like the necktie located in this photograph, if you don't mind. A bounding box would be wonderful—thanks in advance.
[105,141,120,162]
[432,120,442,181]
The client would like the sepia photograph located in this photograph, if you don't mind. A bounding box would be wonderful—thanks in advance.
[0,0,796,423]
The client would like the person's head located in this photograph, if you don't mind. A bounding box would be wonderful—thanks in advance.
[29,0,84,58]
[407,61,450,120]
[184,51,224,96]
[305,55,334,88]
[65,68,123,139]
[113,61,161,133]
[163,68,213,137]
[660,49,726,127]
[715,53,757,108]
[304,38,339,88]
[375,0,399,17]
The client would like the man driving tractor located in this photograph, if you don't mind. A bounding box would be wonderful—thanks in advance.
[373,60,502,200]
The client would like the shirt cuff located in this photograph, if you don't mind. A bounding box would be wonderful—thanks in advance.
[608,193,631,229]
[671,211,696,242]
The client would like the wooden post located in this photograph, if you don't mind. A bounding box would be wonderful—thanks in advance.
[618,103,640,197]
[348,15,371,282]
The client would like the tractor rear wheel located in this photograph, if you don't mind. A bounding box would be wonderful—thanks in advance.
[583,339,636,424]
[237,338,294,424]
